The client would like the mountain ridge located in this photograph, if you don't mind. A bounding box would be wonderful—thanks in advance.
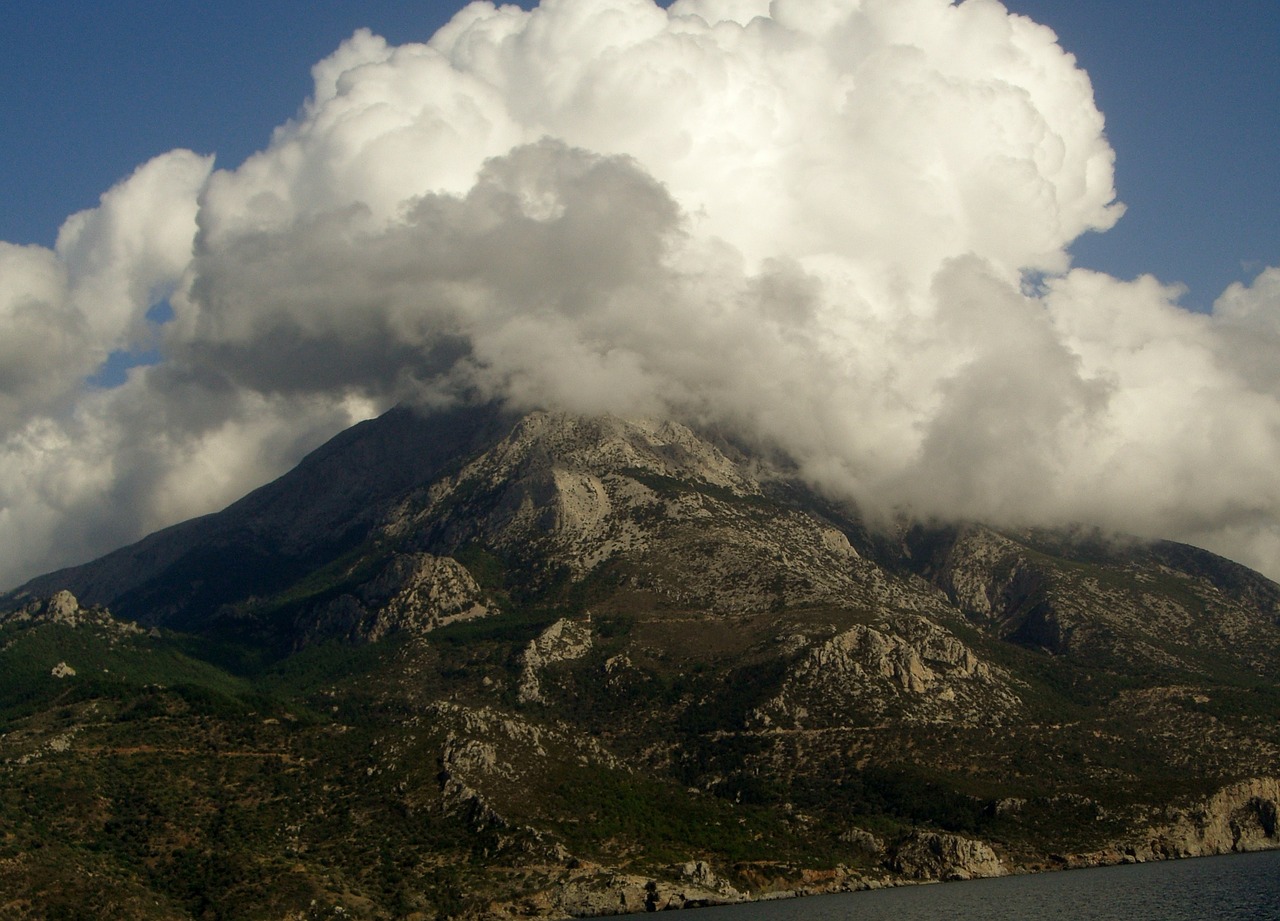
[2,401,1278,918]
[11,402,519,629]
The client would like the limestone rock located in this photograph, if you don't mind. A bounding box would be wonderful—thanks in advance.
[556,873,653,916]
[679,859,742,900]
[303,552,491,644]
[806,619,986,689]
[756,614,1018,728]
[839,827,886,856]
[391,411,896,621]
[361,552,491,639]
[1,590,141,637]
[46,590,80,624]
[50,661,76,679]
[406,412,762,582]
[438,731,508,830]
[1134,777,1280,860]
[4,590,84,626]
[518,617,594,704]
[937,527,1023,618]
[892,831,1006,881]
[548,861,747,918]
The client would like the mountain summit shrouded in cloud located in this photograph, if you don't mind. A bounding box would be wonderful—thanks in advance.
[1,0,1278,589]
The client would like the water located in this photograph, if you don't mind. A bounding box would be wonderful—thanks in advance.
[625,851,1280,921]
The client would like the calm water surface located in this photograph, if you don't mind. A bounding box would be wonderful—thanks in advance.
[624,851,1280,921]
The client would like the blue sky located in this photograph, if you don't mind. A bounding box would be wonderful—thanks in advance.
[2,1,1276,312]
[0,1,493,246]
[1003,0,1280,311]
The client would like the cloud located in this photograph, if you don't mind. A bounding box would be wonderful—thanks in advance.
[0,242,75,428]
[0,151,211,431]
[1,0,1278,589]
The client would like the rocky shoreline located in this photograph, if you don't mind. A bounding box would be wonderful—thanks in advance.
[471,776,1280,919]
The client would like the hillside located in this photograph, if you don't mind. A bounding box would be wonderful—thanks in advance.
[2,403,1279,919]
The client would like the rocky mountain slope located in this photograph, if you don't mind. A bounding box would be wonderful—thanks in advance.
[2,403,1279,919]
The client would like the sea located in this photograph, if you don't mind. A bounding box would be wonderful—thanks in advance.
[621,850,1280,921]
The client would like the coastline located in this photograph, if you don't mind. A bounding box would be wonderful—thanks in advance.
[469,776,1280,920]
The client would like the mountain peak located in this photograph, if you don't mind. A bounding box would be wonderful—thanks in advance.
[2,401,1280,915]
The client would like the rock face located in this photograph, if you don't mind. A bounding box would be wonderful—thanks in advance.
[554,868,743,918]
[1,590,141,637]
[43,590,80,625]
[300,552,492,645]
[550,861,744,918]
[4,590,84,627]
[1138,778,1280,860]
[893,832,1007,881]
[912,523,1280,675]
[518,618,594,704]
[383,411,887,618]
[402,412,757,562]
[756,615,1019,728]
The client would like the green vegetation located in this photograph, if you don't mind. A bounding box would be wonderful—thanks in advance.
[3,437,1279,917]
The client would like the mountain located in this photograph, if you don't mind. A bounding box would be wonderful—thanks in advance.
[3,403,1279,919]
[14,402,518,632]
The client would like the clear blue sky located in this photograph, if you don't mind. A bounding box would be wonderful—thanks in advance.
[2,0,1276,311]
[1002,0,1280,311]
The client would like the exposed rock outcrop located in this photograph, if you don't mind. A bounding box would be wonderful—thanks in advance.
[302,552,491,645]
[1,590,141,637]
[892,831,1007,881]
[839,827,886,857]
[755,615,1019,727]
[409,413,761,576]
[518,618,594,704]
[1140,777,1280,860]
[806,620,986,693]
[551,862,744,918]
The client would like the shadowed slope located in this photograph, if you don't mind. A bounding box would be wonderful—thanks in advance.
[9,402,516,629]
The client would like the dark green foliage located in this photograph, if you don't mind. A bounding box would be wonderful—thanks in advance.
[851,767,990,835]
[544,764,816,865]
[429,606,562,650]
[453,543,507,592]
[676,658,790,736]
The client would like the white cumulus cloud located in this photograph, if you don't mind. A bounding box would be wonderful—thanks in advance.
[1,0,1278,589]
